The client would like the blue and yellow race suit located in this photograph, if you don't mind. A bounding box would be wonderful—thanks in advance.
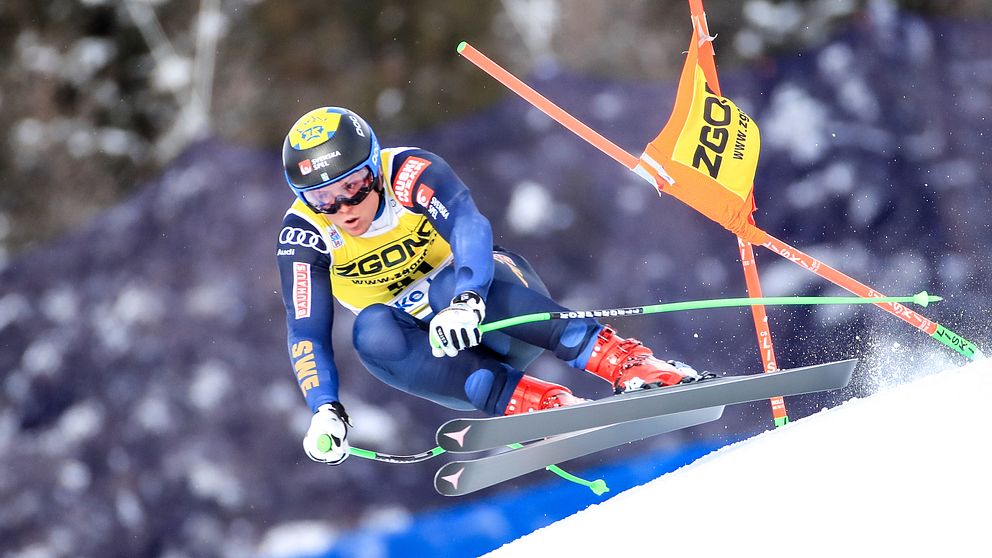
[276,148,601,415]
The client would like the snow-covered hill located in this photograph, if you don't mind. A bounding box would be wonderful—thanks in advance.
[490,359,992,557]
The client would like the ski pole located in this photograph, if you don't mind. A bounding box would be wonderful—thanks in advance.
[506,442,610,495]
[315,435,445,463]
[331,439,609,495]
[477,292,940,334]
[347,444,445,464]
[760,235,983,360]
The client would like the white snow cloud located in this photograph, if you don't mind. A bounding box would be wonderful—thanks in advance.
[506,181,573,236]
[762,83,830,164]
[489,358,992,557]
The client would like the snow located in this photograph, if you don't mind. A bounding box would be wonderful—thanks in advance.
[15,32,61,75]
[744,1,805,36]
[50,400,105,445]
[342,397,402,447]
[21,337,64,376]
[189,360,233,410]
[57,460,92,493]
[112,283,165,327]
[135,394,173,434]
[64,37,116,86]
[376,88,405,119]
[500,0,558,62]
[0,293,31,331]
[153,55,193,92]
[258,521,339,558]
[762,83,831,164]
[185,280,242,319]
[261,382,299,414]
[114,488,145,529]
[785,161,856,210]
[506,181,555,235]
[40,287,80,324]
[186,458,243,509]
[488,358,992,557]
[693,256,729,287]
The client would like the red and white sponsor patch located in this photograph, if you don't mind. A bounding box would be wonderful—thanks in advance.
[298,159,313,175]
[293,262,311,319]
[415,184,435,208]
[393,156,431,207]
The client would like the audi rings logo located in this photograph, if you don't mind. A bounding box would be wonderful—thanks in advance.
[279,227,329,254]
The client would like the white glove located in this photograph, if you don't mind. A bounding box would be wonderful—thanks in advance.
[302,402,351,465]
[429,291,486,358]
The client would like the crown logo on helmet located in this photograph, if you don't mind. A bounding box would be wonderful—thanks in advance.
[282,107,382,207]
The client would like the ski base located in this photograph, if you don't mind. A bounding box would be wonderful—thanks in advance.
[434,405,724,496]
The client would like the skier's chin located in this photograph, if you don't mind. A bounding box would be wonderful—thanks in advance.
[341,216,370,235]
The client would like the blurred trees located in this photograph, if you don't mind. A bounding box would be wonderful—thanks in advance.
[0,0,988,258]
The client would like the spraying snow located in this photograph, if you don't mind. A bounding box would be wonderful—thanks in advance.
[489,358,992,557]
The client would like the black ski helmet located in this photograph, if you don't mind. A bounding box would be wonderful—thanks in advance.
[282,107,381,205]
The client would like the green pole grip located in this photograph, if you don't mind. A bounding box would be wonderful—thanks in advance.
[317,434,334,453]
[349,446,377,459]
[931,325,984,360]
[545,465,610,496]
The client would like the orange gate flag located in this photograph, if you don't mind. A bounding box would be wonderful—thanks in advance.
[635,30,767,246]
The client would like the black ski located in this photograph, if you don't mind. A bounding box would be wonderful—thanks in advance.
[434,405,725,496]
[437,359,857,453]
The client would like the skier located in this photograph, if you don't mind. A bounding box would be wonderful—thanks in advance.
[276,107,701,465]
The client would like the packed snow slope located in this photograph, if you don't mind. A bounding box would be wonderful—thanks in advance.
[490,359,992,557]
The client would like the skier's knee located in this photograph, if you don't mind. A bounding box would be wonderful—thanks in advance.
[464,365,523,416]
[464,368,498,412]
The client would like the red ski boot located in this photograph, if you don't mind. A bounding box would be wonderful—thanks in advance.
[504,375,585,415]
[584,326,701,393]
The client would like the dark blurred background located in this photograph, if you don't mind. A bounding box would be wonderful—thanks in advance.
[3,0,986,257]
[1,1,990,557]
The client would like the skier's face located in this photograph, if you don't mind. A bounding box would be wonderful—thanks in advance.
[324,182,380,236]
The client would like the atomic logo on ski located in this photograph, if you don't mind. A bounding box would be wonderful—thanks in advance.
[443,425,472,448]
[440,467,465,490]
[436,359,857,453]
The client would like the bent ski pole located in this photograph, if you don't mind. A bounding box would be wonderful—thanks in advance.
[478,292,940,334]
[349,444,445,464]
[328,438,608,495]
[314,434,444,463]
[506,443,610,495]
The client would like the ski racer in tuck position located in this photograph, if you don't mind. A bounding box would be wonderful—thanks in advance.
[276,107,702,465]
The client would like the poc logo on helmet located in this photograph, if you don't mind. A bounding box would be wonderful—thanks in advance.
[349,115,365,137]
[279,226,329,254]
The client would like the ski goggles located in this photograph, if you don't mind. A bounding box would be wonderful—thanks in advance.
[301,166,376,214]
